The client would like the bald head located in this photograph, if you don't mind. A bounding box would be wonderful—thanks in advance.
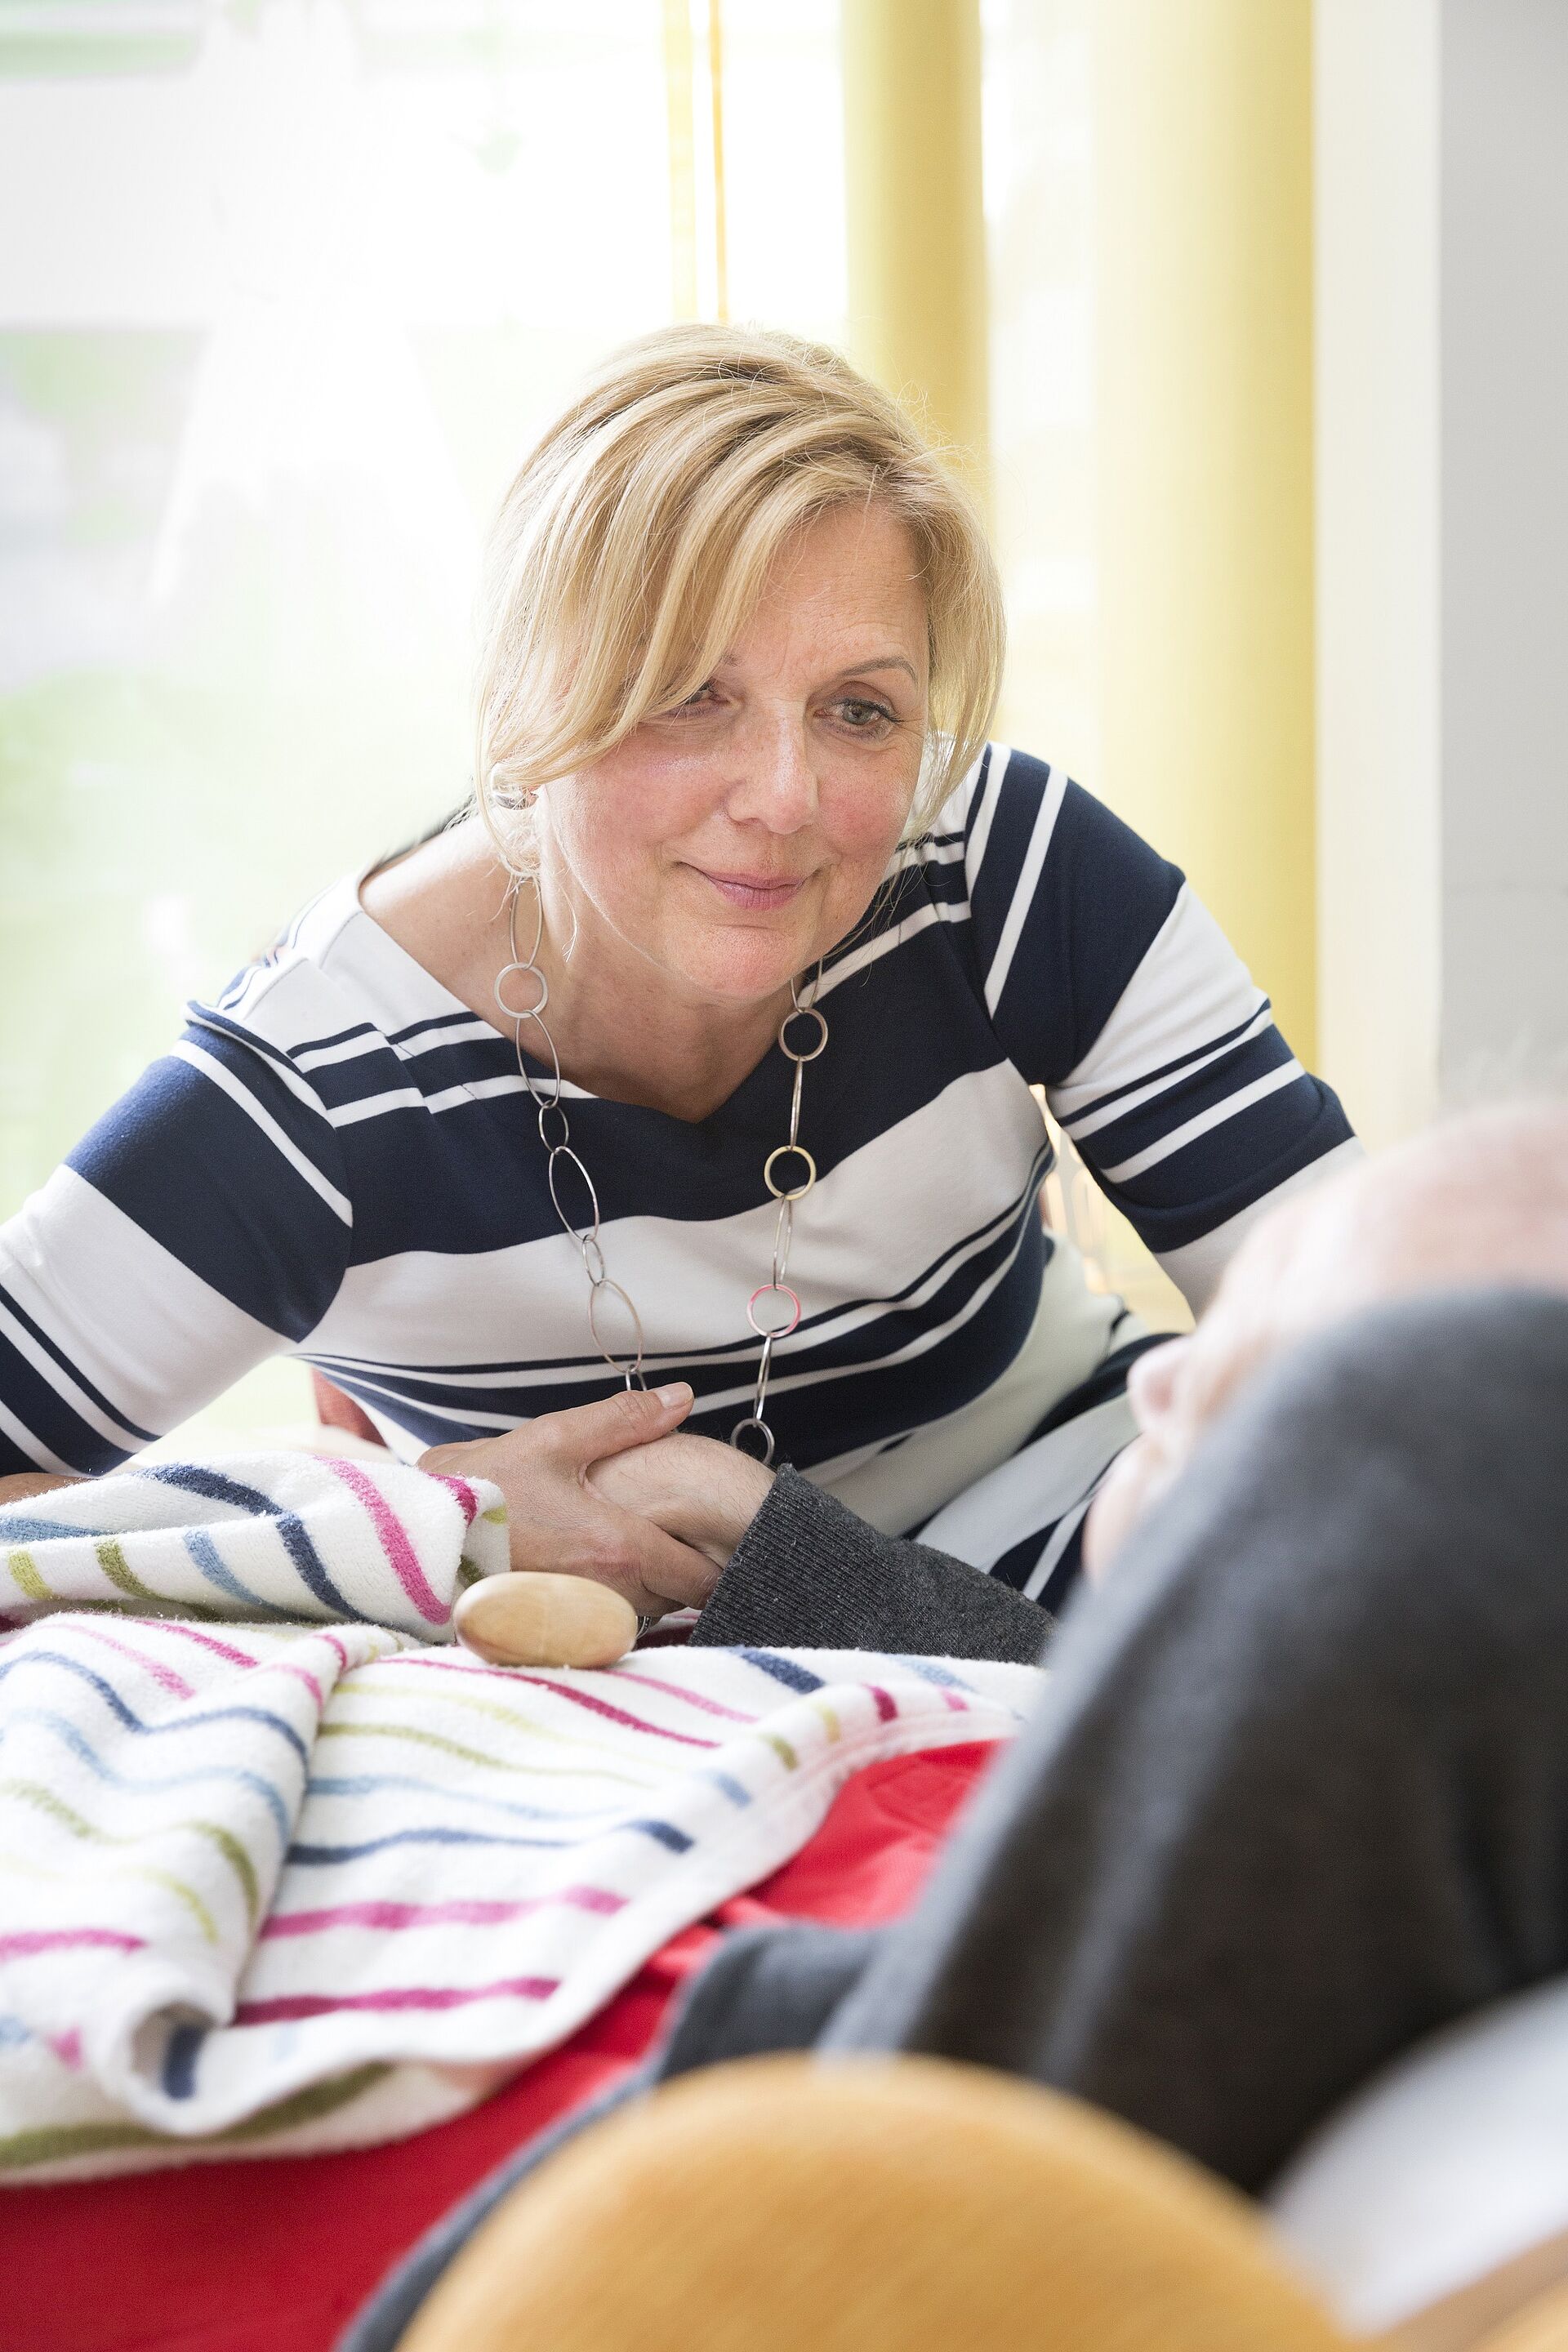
[1085,1102,1568,1578]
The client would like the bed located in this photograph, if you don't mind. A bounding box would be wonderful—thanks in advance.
[0,1740,994,2352]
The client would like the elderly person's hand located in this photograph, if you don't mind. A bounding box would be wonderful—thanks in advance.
[420,1383,729,1620]
[586,1431,775,1572]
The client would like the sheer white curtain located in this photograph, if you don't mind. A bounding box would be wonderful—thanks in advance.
[0,0,847,1437]
[0,0,1176,1447]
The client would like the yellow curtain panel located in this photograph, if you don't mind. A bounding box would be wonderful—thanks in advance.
[662,0,728,324]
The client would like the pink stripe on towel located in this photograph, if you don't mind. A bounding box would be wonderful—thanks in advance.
[604,1667,759,1725]
[153,1622,265,1671]
[260,1886,623,1940]
[236,1973,559,2024]
[0,1928,145,1960]
[68,1624,195,1699]
[322,1458,449,1625]
[525,1675,719,1749]
[145,1619,329,1704]
[426,1472,481,1526]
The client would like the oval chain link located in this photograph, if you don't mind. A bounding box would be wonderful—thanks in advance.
[505,884,644,1386]
[504,884,825,1464]
[733,971,822,1463]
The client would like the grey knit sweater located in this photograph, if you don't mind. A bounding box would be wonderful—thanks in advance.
[688,1463,1053,1665]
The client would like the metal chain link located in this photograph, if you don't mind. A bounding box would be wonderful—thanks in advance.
[499,883,648,1388]
[502,882,826,1468]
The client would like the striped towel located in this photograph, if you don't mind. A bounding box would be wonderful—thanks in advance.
[0,1459,1039,2180]
[0,1451,511,1637]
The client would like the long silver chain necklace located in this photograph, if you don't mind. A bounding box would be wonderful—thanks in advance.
[497,880,828,1467]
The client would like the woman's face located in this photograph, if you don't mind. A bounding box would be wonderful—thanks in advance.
[539,501,930,1008]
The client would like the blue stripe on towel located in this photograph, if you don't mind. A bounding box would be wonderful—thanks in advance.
[136,1464,363,1622]
[0,1652,310,1766]
[736,1650,824,1694]
[6,1707,292,1842]
[288,1817,693,1864]
[180,1526,301,1624]
[162,2022,204,2100]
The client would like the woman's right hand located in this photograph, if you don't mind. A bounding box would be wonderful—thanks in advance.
[419,1383,720,1619]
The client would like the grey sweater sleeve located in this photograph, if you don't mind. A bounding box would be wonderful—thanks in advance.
[688,1464,1052,1664]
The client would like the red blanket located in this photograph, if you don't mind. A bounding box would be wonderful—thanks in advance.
[1,1741,995,2352]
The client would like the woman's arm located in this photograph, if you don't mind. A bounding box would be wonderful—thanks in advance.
[0,1017,350,1478]
[965,750,1360,1314]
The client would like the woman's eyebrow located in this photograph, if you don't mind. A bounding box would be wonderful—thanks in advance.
[835,655,920,686]
[708,652,921,687]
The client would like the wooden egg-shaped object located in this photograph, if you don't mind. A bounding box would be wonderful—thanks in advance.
[454,1572,638,1670]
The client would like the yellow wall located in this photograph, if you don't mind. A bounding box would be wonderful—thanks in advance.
[840,0,989,492]
[1095,0,1317,1062]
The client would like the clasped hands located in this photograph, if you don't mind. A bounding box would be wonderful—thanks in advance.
[419,1382,775,1623]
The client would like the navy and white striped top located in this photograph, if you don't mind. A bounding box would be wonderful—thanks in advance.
[0,748,1357,1528]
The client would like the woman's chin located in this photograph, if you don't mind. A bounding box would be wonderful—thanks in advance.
[666,924,822,1007]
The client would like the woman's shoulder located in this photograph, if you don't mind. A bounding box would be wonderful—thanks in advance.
[908,744,1190,1078]
[927,740,1055,835]
[199,823,500,1074]
[354,817,508,1006]
[926,744,1183,918]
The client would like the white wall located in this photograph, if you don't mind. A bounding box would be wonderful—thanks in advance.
[1316,0,1568,1146]
[1440,0,1568,1098]
[1315,0,1441,1152]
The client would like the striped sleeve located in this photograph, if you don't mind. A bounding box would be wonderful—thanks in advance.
[0,1016,352,1477]
[963,746,1360,1312]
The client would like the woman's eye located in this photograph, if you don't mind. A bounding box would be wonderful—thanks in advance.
[833,697,895,732]
[668,682,719,715]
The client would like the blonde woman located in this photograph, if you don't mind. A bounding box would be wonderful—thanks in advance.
[0,327,1357,1655]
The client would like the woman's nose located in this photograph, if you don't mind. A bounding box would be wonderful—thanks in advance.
[722,709,820,831]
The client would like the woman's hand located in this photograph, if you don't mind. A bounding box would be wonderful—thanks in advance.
[0,1472,77,1508]
[586,1432,774,1568]
[419,1383,725,1619]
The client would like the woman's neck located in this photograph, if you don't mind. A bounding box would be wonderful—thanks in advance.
[528,863,791,1123]
[359,822,794,1125]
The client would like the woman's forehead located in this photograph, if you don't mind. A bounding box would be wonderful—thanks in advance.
[736,513,929,656]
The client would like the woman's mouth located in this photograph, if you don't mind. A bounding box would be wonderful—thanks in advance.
[688,867,808,911]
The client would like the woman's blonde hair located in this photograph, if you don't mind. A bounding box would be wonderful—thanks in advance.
[474,323,1004,865]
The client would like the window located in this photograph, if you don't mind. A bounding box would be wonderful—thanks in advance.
[0,0,846,1433]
